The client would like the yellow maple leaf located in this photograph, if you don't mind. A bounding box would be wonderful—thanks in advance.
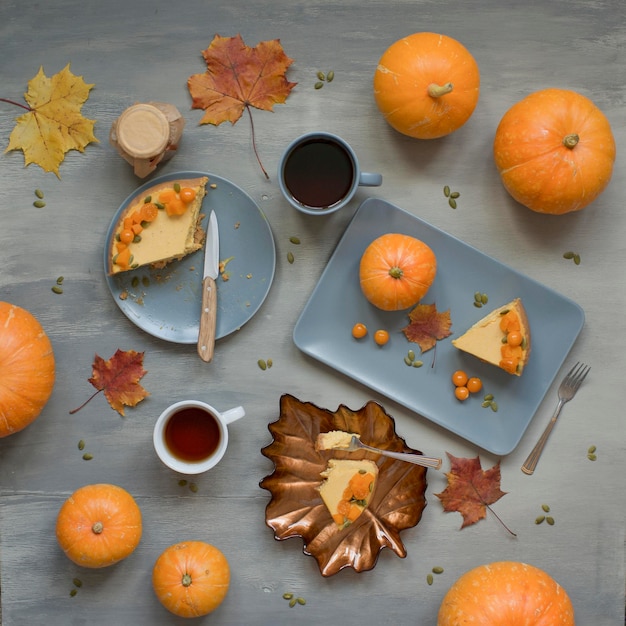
[4,64,98,177]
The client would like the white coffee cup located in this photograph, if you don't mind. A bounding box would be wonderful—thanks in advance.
[153,400,245,474]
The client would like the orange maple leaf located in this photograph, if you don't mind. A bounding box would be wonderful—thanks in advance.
[188,34,296,177]
[3,64,98,177]
[402,302,452,353]
[435,453,515,535]
[70,349,149,416]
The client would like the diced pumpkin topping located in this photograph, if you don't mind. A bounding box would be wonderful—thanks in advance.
[333,470,376,527]
[114,246,132,270]
[498,309,526,373]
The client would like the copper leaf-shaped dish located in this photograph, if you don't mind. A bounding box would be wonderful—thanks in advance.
[259,394,428,577]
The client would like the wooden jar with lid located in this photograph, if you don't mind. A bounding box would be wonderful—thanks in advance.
[109,102,185,178]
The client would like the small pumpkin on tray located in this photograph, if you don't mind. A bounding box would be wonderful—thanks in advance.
[260,394,428,577]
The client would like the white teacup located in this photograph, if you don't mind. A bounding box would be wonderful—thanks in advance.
[153,400,245,474]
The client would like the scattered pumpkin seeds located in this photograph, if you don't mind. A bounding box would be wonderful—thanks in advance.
[404,349,423,368]
[473,291,488,307]
[287,251,295,264]
[563,251,581,265]
[282,592,306,608]
[35,188,44,199]
[33,200,46,208]
[588,445,596,454]
[314,70,335,89]
[587,452,597,461]
[482,393,497,411]
[444,186,460,208]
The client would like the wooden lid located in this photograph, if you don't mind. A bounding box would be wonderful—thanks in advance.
[116,104,169,158]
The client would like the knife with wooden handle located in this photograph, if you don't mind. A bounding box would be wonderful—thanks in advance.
[197,210,219,362]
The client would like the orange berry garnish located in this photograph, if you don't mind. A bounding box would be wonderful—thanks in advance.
[452,370,468,387]
[454,386,470,401]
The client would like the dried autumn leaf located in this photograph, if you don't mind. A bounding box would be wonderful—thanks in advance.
[188,34,296,177]
[435,452,515,535]
[4,64,97,177]
[260,395,428,576]
[402,302,452,352]
[70,349,148,416]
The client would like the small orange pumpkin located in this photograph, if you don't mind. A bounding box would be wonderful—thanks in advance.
[152,541,231,618]
[437,561,575,625]
[373,32,480,139]
[55,483,142,568]
[494,88,616,214]
[0,301,55,437]
[359,233,437,311]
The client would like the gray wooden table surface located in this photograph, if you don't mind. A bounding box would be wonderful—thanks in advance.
[1,0,624,624]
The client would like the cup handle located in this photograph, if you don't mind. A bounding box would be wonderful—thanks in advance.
[358,171,383,187]
[221,406,245,424]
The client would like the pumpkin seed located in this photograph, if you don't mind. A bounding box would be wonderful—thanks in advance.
[412,360,423,367]
[173,183,181,193]
[51,285,63,294]
[473,301,483,308]
[78,440,85,451]
[267,358,273,368]
[178,479,188,486]
[449,191,460,199]
[427,573,434,585]
[474,292,482,302]
[587,453,597,461]
[287,251,295,264]
[481,400,492,408]
[448,198,457,209]
[155,201,165,210]
[56,276,64,285]
[82,453,93,460]
[283,593,294,600]
[404,356,413,366]
[490,401,498,412]
[573,253,581,265]
[70,588,78,597]
[563,251,575,259]
[546,516,555,525]
[588,445,596,454]
[289,598,297,607]
[432,566,444,574]
[144,195,152,203]
[317,71,326,81]
[258,359,267,370]
[289,236,301,244]
[314,81,324,90]
[443,185,451,197]
[484,394,494,401]
[481,293,488,304]
[142,276,150,287]
[73,578,83,588]
[535,515,545,524]
[408,349,415,361]
[189,482,198,493]
[541,504,550,512]
[297,597,306,605]
[35,188,44,199]
[131,276,139,288]
[327,70,335,82]
[33,200,46,208]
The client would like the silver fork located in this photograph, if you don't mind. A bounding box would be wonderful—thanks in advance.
[346,435,442,469]
[522,361,590,475]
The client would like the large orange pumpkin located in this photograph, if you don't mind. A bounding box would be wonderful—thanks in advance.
[437,561,575,625]
[152,541,231,618]
[359,233,437,311]
[494,88,616,214]
[0,302,55,437]
[373,32,480,139]
[56,483,143,568]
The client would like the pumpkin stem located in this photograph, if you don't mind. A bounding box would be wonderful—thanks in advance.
[91,521,104,535]
[563,133,579,149]
[388,267,404,279]
[427,82,454,98]
[181,573,193,587]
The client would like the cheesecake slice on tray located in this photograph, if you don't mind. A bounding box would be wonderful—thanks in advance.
[452,297,531,376]
[107,176,208,275]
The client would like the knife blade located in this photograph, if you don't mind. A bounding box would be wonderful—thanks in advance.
[197,210,219,362]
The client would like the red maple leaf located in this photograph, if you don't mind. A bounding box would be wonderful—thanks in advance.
[70,349,149,416]
[435,453,515,535]
[187,34,296,177]
[402,302,452,353]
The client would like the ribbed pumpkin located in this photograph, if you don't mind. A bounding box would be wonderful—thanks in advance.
[373,32,480,139]
[152,541,231,618]
[55,483,143,568]
[494,88,616,214]
[0,301,55,437]
[359,233,437,311]
[437,561,575,625]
